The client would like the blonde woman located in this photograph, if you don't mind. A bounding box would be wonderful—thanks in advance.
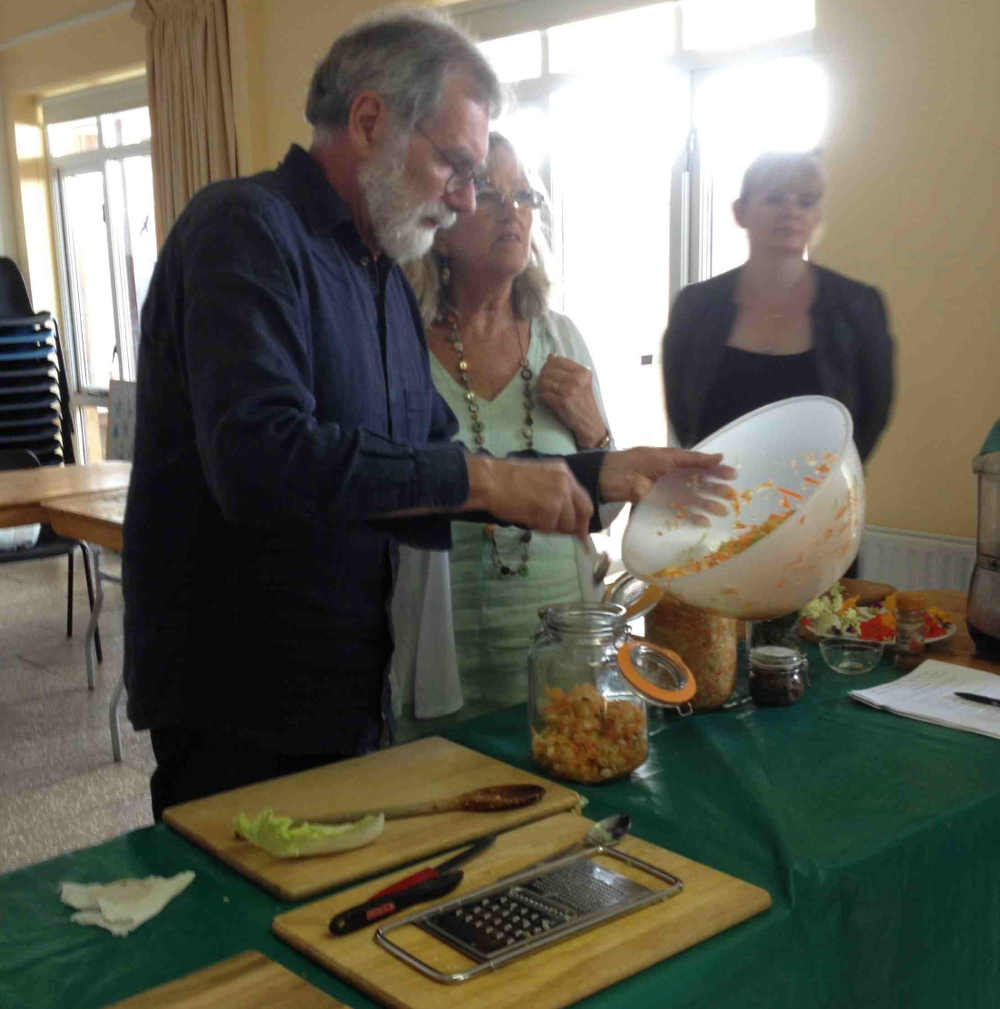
[663,150,894,462]
[391,132,619,739]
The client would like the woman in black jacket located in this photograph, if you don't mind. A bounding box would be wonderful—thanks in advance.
[662,151,894,464]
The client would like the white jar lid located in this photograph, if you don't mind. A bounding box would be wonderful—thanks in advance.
[750,645,805,670]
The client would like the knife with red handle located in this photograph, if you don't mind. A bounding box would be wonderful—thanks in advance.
[329,869,463,935]
[370,833,496,899]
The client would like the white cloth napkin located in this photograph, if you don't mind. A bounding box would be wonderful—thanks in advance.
[59,871,195,936]
[390,547,463,719]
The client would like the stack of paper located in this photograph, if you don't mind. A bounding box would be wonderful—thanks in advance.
[849,659,1000,740]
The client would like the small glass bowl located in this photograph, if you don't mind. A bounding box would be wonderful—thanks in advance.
[819,637,884,676]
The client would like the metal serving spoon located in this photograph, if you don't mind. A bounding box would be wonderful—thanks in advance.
[494,812,631,884]
[520,811,629,875]
[543,812,631,863]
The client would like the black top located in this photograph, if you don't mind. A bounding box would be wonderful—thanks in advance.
[123,145,604,754]
[699,346,824,440]
[662,265,895,461]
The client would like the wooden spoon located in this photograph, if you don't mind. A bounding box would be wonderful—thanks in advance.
[304,783,545,826]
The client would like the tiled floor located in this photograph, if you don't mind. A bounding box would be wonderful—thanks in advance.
[0,551,154,874]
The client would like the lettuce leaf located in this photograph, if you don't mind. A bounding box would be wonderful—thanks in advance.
[800,583,865,636]
[233,808,385,859]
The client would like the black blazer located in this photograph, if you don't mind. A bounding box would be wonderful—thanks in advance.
[662,265,894,462]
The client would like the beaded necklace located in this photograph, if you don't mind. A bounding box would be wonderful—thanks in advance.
[440,307,534,577]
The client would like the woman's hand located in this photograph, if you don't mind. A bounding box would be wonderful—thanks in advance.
[536,354,609,449]
[598,448,737,515]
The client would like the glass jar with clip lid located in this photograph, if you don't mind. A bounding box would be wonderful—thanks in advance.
[748,645,808,706]
[528,602,696,784]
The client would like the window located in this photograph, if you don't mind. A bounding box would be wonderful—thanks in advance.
[469,0,823,454]
[693,56,827,276]
[44,80,156,459]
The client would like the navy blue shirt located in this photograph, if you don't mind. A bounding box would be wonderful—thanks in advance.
[123,146,472,754]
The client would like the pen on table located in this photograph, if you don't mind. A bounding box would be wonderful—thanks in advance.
[953,691,1000,708]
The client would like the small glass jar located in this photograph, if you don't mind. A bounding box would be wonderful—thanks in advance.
[894,591,927,671]
[528,603,695,784]
[748,645,808,706]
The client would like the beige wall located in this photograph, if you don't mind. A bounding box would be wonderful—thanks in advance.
[815,0,999,538]
[0,0,116,43]
[0,9,143,97]
[2,0,996,539]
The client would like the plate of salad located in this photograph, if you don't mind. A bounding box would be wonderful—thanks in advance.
[798,583,955,645]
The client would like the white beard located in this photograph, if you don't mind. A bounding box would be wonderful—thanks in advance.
[359,144,456,263]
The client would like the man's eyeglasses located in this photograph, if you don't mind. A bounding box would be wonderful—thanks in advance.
[473,180,545,213]
[415,126,478,194]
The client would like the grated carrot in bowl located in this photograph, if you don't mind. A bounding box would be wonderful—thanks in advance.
[655,511,793,579]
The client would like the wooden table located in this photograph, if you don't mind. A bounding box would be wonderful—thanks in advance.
[0,460,130,526]
[42,488,127,552]
[40,486,129,759]
[0,462,131,759]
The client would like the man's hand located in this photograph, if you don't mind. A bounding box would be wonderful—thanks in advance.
[464,454,593,541]
[598,447,737,520]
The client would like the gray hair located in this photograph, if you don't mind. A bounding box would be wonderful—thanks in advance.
[305,7,502,131]
[405,132,552,326]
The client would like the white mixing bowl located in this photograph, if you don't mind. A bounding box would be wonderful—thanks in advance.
[622,396,865,619]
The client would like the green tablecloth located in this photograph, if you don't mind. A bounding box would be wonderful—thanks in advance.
[3,647,999,1009]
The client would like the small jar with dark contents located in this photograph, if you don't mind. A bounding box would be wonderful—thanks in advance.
[894,591,927,672]
[749,645,808,706]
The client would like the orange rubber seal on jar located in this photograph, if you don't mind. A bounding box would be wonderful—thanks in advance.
[616,640,697,706]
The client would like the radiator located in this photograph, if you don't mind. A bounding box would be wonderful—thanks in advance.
[857,525,977,592]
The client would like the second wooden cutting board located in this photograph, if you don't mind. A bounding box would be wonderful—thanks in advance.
[101,951,345,1008]
[273,813,772,1009]
[164,737,579,900]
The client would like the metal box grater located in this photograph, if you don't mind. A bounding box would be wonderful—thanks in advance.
[375,846,683,983]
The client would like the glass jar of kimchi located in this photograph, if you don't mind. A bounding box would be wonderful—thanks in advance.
[528,603,696,784]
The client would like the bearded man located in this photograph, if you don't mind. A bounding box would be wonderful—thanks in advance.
[123,7,732,819]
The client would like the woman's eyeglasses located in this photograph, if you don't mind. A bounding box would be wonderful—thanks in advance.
[474,181,545,213]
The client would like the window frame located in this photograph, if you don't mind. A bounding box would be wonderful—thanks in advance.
[459,0,816,304]
[43,78,150,410]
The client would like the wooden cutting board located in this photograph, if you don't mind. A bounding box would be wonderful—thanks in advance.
[101,951,345,1008]
[273,813,772,1009]
[164,737,580,901]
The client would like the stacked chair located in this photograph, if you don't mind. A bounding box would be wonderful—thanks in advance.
[0,256,101,660]
[0,294,66,464]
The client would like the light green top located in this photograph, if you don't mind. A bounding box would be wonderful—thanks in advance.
[431,314,584,714]
[390,310,616,742]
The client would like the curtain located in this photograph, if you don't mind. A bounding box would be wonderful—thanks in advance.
[133,0,238,244]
